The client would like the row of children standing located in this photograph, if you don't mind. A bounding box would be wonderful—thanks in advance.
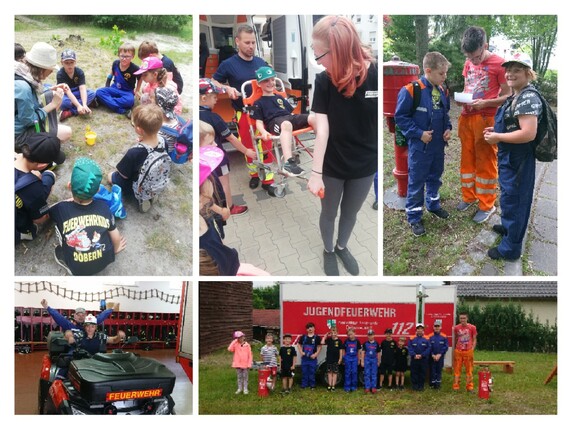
[14,40,188,276]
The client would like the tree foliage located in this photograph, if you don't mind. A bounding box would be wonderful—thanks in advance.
[456,300,557,353]
[252,284,279,309]
[61,15,191,33]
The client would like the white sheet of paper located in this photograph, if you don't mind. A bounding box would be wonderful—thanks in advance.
[454,92,474,104]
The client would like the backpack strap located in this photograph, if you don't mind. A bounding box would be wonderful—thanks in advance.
[15,169,40,192]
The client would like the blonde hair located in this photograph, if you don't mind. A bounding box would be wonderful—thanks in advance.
[118,42,135,56]
[132,104,163,135]
[423,51,451,71]
[312,15,375,98]
[199,120,215,146]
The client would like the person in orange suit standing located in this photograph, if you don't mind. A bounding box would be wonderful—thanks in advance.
[452,312,477,392]
[456,26,510,223]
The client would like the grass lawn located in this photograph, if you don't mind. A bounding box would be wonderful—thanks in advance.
[198,344,557,415]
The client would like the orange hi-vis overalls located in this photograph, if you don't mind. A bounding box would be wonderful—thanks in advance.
[453,323,477,391]
[458,53,506,211]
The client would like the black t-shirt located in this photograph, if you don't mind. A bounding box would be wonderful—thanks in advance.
[279,345,297,370]
[311,63,378,180]
[251,94,294,127]
[56,66,86,89]
[380,339,397,364]
[116,146,149,183]
[325,337,344,363]
[49,200,117,275]
[15,169,54,241]
[199,106,231,154]
[199,217,240,275]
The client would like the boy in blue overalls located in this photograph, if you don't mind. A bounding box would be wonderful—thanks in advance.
[297,322,322,389]
[95,43,139,116]
[342,328,361,392]
[395,52,452,236]
[360,329,380,393]
[426,319,449,389]
[409,323,431,391]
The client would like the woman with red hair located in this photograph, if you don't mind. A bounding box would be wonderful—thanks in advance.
[307,16,378,276]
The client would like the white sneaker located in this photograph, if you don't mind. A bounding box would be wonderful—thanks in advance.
[235,389,242,394]
[243,389,249,395]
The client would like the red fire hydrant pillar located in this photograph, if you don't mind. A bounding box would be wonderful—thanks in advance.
[478,366,492,399]
[258,367,270,397]
[383,57,420,202]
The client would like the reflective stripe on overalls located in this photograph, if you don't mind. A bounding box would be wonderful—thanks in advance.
[235,110,274,184]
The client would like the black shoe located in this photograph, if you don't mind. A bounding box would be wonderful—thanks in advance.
[492,224,507,236]
[410,221,426,236]
[429,208,449,219]
[284,158,304,176]
[487,247,504,260]
[372,201,378,210]
[262,183,277,197]
[249,176,260,189]
[334,245,359,276]
[323,250,339,276]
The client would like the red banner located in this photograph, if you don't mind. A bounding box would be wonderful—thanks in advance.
[282,301,417,341]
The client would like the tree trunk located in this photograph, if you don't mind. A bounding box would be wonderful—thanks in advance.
[415,15,429,70]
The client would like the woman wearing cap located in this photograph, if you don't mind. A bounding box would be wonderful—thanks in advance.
[15,41,72,149]
[483,53,544,260]
[307,16,378,276]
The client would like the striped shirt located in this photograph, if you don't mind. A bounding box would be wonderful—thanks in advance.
[260,344,279,367]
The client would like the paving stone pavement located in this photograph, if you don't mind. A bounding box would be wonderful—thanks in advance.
[448,159,557,276]
[221,141,379,276]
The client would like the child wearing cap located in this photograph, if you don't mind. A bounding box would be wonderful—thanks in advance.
[252,65,317,176]
[95,42,139,116]
[483,52,545,261]
[297,322,322,389]
[199,77,255,212]
[156,86,182,154]
[408,323,430,391]
[14,134,65,244]
[56,48,96,121]
[137,40,184,94]
[199,145,269,276]
[107,103,170,213]
[279,334,297,393]
[50,157,126,275]
[379,328,397,390]
[360,329,380,393]
[425,319,448,389]
[394,336,409,390]
[135,56,182,115]
[228,331,253,394]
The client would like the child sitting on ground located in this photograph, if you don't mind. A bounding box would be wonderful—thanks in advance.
[395,51,452,237]
[137,40,184,94]
[15,133,65,244]
[251,66,317,176]
[107,104,171,213]
[199,78,255,214]
[95,42,139,116]
[56,49,96,121]
[50,157,126,275]
[134,57,182,115]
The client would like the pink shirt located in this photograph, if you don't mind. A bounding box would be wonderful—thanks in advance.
[453,323,477,351]
[461,53,506,117]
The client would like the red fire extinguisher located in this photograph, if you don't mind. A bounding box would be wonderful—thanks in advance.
[478,366,493,399]
[258,366,270,397]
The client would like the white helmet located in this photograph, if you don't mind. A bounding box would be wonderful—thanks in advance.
[84,314,97,325]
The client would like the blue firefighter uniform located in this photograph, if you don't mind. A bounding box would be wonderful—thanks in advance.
[395,76,452,225]
[362,340,380,390]
[426,331,449,388]
[492,87,542,259]
[299,334,321,388]
[409,334,430,391]
[343,338,361,391]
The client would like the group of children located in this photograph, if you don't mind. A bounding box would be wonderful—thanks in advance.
[15,40,189,276]
[198,64,315,276]
[227,322,450,396]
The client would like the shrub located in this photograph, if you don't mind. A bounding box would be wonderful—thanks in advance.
[91,15,190,32]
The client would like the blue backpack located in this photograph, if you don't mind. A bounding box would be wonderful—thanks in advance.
[160,115,193,164]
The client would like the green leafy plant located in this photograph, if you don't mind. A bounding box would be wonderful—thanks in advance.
[99,25,126,53]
